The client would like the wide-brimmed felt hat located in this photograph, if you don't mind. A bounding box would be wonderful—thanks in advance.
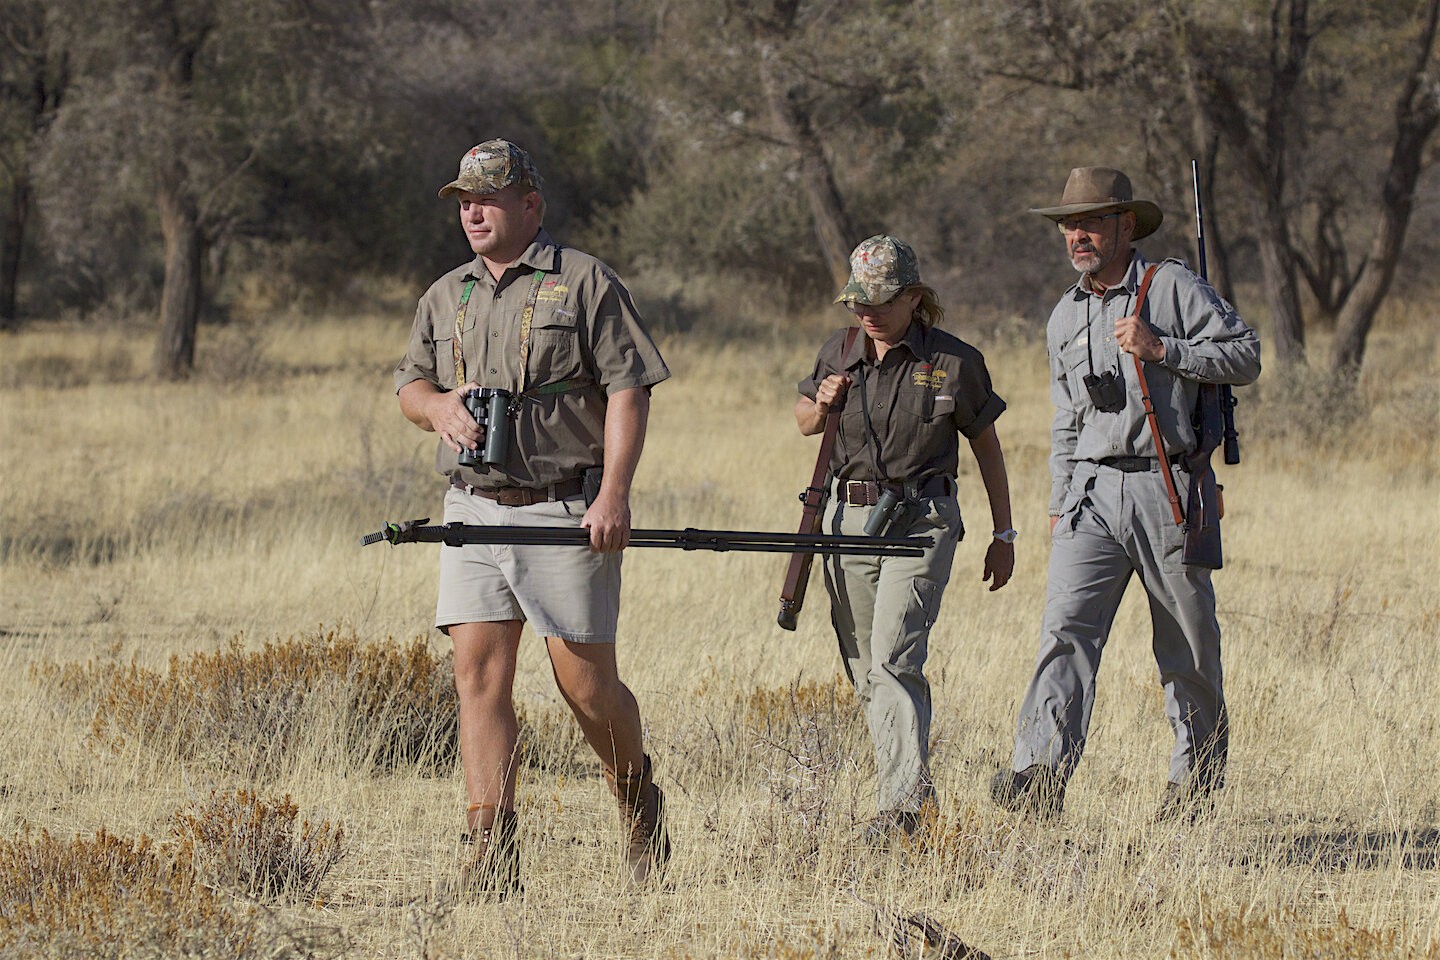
[834,235,922,305]
[438,139,544,199]
[1030,166,1163,240]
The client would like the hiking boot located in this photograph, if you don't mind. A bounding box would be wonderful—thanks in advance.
[989,765,1066,819]
[1155,781,1215,824]
[458,808,522,901]
[605,754,670,885]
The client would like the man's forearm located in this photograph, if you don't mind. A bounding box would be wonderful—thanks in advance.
[399,380,444,431]
[600,387,650,496]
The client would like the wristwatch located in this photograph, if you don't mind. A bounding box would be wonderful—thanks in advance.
[993,528,1019,544]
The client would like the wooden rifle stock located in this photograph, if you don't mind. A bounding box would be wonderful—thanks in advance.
[1182,388,1225,569]
[778,327,859,631]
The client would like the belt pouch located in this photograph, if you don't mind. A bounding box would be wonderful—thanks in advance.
[583,466,604,506]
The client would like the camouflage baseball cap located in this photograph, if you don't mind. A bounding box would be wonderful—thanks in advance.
[834,235,922,305]
[437,139,544,199]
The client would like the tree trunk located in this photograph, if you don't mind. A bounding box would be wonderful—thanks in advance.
[1252,186,1308,366]
[1331,0,1440,376]
[152,169,205,379]
[0,181,27,330]
[758,53,856,290]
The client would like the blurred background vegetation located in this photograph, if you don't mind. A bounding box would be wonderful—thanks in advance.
[1,0,1436,379]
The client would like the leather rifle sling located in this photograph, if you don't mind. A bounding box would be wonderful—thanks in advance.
[778,326,860,629]
[1129,264,1186,526]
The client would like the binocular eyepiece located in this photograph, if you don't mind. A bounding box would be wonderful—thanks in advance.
[458,388,517,467]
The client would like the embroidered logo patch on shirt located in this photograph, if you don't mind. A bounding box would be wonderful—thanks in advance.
[536,283,570,303]
[912,368,948,390]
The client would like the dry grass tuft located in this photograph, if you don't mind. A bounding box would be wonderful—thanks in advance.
[34,628,458,777]
[1173,903,1440,959]
[0,826,345,959]
[172,789,346,906]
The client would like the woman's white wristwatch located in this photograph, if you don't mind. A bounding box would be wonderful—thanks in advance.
[993,529,1019,543]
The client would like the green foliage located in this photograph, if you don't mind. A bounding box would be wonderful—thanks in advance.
[596,147,830,298]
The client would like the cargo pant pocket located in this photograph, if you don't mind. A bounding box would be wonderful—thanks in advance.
[891,577,944,673]
[1160,515,1186,576]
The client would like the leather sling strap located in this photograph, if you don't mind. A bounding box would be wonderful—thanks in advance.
[1129,263,1186,526]
[778,326,861,629]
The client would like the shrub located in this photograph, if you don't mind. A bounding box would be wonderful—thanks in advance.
[35,629,459,777]
[1173,904,1440,959]
[0,827,342,958]
[172,789,346,906]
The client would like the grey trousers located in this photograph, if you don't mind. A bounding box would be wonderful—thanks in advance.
[1010,461,1228,791]
[824,491,964,813]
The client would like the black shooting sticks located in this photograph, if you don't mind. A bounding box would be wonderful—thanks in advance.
[361,520,933,557]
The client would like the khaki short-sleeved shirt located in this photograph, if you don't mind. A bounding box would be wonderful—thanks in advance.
[798,322,1005,482]
[395,229,670,488]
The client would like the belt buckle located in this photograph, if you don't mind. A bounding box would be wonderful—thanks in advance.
[844,480,875,506]
[493,487,530,507]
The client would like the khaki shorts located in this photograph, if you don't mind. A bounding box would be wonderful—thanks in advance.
[435,487,621,643]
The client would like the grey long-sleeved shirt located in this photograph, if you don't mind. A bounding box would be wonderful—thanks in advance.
[1046,252,1261,514]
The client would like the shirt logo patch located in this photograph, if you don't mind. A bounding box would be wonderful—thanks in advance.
[912,368,948,390]
[536,283,570,303]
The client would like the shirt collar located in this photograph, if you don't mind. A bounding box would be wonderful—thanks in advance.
[840,320,928,369]
[464,228,559,282]
[1069,249,1148,301]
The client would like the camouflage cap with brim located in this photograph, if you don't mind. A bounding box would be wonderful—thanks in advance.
[834,235,922,304]
[438,139,544,199]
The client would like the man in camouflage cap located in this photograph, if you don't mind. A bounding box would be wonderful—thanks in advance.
[437,139,545,198]
[799,235,1016,841]
[395,139,671,897]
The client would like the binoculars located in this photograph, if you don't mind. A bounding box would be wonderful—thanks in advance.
[1083,370,1127,413]
[863,487,921,538]
[458,388,517,467]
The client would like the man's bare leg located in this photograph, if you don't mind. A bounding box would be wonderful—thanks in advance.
[544,636,645,776]
[451,620,525,828]
[546,635,667,881]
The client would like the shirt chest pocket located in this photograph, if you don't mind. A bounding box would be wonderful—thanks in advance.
[432,331,459,390]
[1061,339,1097,407]
[896,388,957,454]
[527,306,583,382]
[897,385,955,423]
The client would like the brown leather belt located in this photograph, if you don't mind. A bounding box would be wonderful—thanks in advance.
[451,476,584,506]
[838,476,953,506]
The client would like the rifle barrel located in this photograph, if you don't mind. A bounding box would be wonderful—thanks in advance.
[1191,159,1208,280]
[360,522,933,557]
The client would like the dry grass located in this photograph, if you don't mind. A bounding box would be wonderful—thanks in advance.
[0,293,1437,958]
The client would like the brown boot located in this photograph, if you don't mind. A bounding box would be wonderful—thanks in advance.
[458,805,522,901]
[604,754,670,885]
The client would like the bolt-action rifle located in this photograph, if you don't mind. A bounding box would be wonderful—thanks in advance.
[361,519,932,557]
[777,327,860,631]
[1182,159,1241,570]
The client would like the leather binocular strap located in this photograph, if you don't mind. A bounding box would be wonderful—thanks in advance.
[1129,263,1186,527]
